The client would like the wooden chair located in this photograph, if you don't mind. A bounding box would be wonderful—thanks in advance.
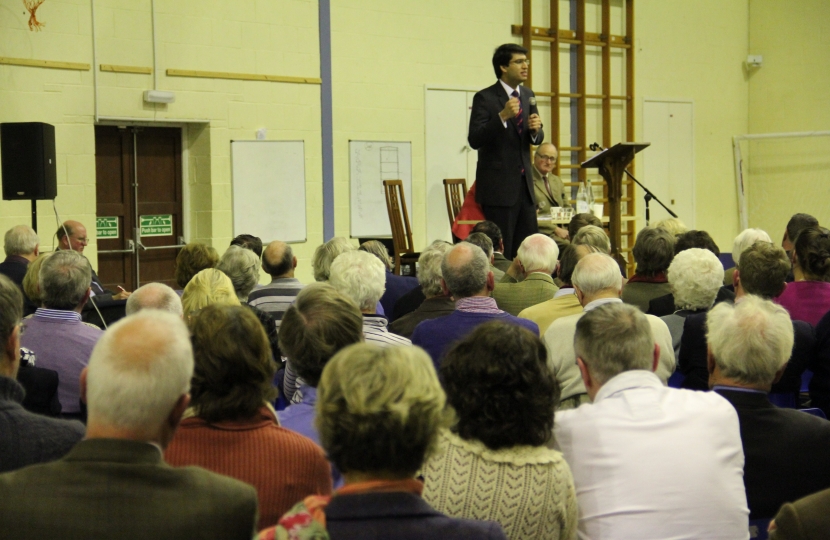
[382,180,419,276]
[443,178,468,228]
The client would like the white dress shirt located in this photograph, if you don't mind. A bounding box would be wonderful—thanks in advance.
[543,298,675,400]
[554,370,749,540]
[498,80,541,144]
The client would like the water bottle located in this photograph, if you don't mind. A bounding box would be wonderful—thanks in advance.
[575,182,590,214]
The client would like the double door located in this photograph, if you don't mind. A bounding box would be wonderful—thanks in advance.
[94,126,184,290]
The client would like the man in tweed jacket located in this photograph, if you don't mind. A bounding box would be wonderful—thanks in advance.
[493,234,560,316]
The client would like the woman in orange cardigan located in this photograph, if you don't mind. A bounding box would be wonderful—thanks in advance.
[165,305,332,530]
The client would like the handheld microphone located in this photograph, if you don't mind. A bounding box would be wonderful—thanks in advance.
[529,97,537,106]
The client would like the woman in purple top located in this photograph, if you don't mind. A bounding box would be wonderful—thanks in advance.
[776,227,830,325]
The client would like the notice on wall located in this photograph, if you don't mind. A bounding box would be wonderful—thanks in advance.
[139,214,173,237]
[96,217,119,239]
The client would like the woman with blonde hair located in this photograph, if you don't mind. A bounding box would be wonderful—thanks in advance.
[21,252,51,316]
[181,268,240,320]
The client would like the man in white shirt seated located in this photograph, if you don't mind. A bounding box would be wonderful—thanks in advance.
[554,302,749,540]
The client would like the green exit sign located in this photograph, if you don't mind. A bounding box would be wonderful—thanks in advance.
[96,217,119,238]
[140,214,173,237]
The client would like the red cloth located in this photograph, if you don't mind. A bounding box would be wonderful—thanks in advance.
[165,406,333,530]
[451,183,486,241]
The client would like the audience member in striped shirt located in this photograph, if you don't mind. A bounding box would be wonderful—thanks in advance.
[20,251,103,419]
[247,240,304,331]
[329,250,411,347]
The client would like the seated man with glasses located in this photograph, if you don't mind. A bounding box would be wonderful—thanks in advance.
[57,220,130,301]
[532,142,570,250]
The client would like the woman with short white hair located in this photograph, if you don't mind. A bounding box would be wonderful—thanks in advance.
[662,248,724,355]
[329,250,411,347]
[724,228,771,287]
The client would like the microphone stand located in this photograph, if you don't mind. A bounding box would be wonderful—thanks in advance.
[589,143,677,226]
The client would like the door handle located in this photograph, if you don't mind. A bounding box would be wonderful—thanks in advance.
[98,239,136,255]
[140,244,187,251]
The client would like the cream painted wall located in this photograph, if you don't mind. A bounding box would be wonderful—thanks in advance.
[330,0,522,250]
[4,0,824,288]
[746,0,830,238]
[328,0,751,253]
[0,0,322,284]
[636,0,749,250]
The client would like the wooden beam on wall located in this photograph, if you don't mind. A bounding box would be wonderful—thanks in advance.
[0,57,90,71]
[166,69,322,85]
[100,64,152,74]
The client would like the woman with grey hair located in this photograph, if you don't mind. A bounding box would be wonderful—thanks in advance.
[389,242,454,338]
[311,237,355,282]
[622,226,676,312]
[360,240,418,317]
[216,247,280,362]
[259,343,508,539]
[661,248,724,356]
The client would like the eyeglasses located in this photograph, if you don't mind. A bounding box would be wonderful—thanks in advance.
[511,59,530,66]
[72,237,89,244]
[536,154,558,162]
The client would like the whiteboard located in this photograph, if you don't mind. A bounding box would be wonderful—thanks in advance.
[231,140,306,243]
[349,140,412,238]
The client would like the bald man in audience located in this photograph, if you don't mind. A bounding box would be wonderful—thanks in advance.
[0,310,258,539]
[519,244,600,333]
[0,274,84,473]
[544,252,674,409]
[554,302,748,539]
[57,220,130,301]
[708,295,830,520]
[493,233,559,315]
[247,240,303,330]
[125,282,183,317]
[411,242,538,367]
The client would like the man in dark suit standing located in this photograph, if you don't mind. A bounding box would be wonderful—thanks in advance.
[469,43,544,259]
[0,310,258,540]
[707,295,830,519]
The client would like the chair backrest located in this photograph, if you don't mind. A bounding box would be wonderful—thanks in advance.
[800,407,827,419]
[749,518,771,539]
[443,178,468,227]
[382,180,414,274]
[768,392,797,409]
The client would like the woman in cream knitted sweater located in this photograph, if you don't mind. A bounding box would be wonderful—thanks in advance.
[423,322,578,540]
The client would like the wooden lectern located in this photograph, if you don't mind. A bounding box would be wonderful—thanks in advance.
[581,142,650,266]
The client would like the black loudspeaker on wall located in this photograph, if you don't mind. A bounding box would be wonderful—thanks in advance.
[1,122,58,200]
